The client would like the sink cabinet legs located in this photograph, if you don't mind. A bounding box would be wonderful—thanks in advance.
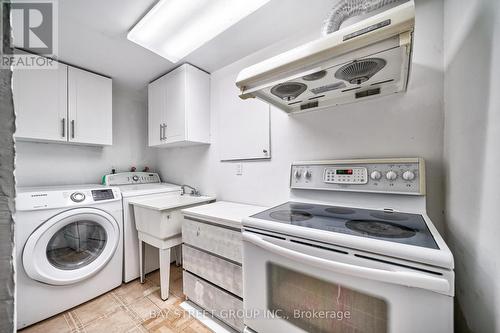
[139,240,146,284]
[159,248,171,300]
[136,232,181,301]
[174,245,182,266]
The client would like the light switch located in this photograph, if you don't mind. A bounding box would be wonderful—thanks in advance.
[236,163,243,176]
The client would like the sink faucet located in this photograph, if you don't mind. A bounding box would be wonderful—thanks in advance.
[181,184,201,196]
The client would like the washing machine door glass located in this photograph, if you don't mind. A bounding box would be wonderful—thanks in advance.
[23,208,120,285]
[46,221,107,270]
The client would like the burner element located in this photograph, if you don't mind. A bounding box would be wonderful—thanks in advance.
[370,211,409,221]
[289,203,314,210]
[325,207,356,215]
[346,220,416,238]
[270,210,312,222]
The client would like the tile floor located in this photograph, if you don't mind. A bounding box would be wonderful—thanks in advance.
[19,264,213,333]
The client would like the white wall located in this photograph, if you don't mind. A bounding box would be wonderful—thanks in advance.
[156,0,446,230]
[15,85,156,187]
[443,0,500,332]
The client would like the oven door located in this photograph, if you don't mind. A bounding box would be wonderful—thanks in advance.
[242,231,453,333]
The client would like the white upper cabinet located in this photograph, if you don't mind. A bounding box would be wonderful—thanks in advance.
[214,63,271,161]
[164,66,186,142]
[13,62,68,142]
[12,55,113,146]
[148,64,210,148]
[148,76,165,147]
[68,67,113,145]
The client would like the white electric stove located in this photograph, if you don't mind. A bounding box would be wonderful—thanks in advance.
[242,158,454,333]
[103,172,181,282]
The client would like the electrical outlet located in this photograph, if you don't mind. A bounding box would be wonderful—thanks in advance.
[236,163,243,176]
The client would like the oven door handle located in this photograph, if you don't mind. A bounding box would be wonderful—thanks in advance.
[243,233,451,295]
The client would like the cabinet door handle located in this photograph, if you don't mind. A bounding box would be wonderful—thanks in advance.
[71,120,75,139]
[160,123,165,140]
[163,123,167,140]
[61,118,66,138]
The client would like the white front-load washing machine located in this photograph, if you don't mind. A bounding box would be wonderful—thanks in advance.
[15,185,123,329]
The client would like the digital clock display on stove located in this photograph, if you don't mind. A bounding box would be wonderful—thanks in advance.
[336,169,353,175]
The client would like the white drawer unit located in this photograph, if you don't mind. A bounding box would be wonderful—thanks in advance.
[181,202,266,333]
[182,244,242,297]
[183,271,244,331]
[182,217,242,263]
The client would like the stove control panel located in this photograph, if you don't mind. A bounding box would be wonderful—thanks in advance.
[291,158,425,195]
[324,167,368,184]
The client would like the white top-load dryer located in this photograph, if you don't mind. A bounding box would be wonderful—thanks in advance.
[15,185,123,328]
[103,172,181,282]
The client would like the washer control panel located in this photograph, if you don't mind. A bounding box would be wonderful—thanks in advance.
[103,172,161,186]
[291,158,425,195]
[324,167,368,184]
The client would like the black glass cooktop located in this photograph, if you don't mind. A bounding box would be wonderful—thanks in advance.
[251,202,439,249]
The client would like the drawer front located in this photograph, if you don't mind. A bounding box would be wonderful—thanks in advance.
[183,244,242,297]
[184,271,244,331]
[182,218,242,263]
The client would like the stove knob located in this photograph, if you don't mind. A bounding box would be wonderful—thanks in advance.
[370,171,382,180]
[132,175,139,182]
[304,170,312,178]
[386,171,398,180]
[402,171,415,181]
[70,192,86,202]
[294,169,302,178]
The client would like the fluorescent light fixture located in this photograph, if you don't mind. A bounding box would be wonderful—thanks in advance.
[127,0,271,63]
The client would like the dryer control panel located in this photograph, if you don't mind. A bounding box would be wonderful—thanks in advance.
[91,189,115,201]
[291,158,425,195]
[16,187,121,211]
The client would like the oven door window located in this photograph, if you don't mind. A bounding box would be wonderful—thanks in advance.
[267,263,388,333]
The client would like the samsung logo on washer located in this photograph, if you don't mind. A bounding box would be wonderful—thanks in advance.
[30,194,48,197]
[235,1,415,114]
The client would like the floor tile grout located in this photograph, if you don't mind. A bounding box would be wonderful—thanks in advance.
[19,265,213,333]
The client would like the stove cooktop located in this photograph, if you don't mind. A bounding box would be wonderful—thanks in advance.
[251,202,439,249]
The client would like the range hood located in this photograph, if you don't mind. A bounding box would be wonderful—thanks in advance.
[235,1,415,114]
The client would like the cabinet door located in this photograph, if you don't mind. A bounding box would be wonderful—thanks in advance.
[164,66,186,143]
[215,64,271,161]
[12,62,68,142]
[68,67,112,145]
[148,77,166,147]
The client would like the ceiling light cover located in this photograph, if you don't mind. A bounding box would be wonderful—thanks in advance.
[127,0,271,63]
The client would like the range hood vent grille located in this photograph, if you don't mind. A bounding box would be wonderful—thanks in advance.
[235,1,415,114]
[335,58,387,85]
[271,82,307,101]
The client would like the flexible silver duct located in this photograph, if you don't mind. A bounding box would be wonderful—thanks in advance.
[322,0,405,35]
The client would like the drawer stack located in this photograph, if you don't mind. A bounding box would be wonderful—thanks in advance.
[181,201,267,332]
[182,217,244,331]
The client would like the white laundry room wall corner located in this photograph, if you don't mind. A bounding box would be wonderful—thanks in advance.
[443,0,500,331]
